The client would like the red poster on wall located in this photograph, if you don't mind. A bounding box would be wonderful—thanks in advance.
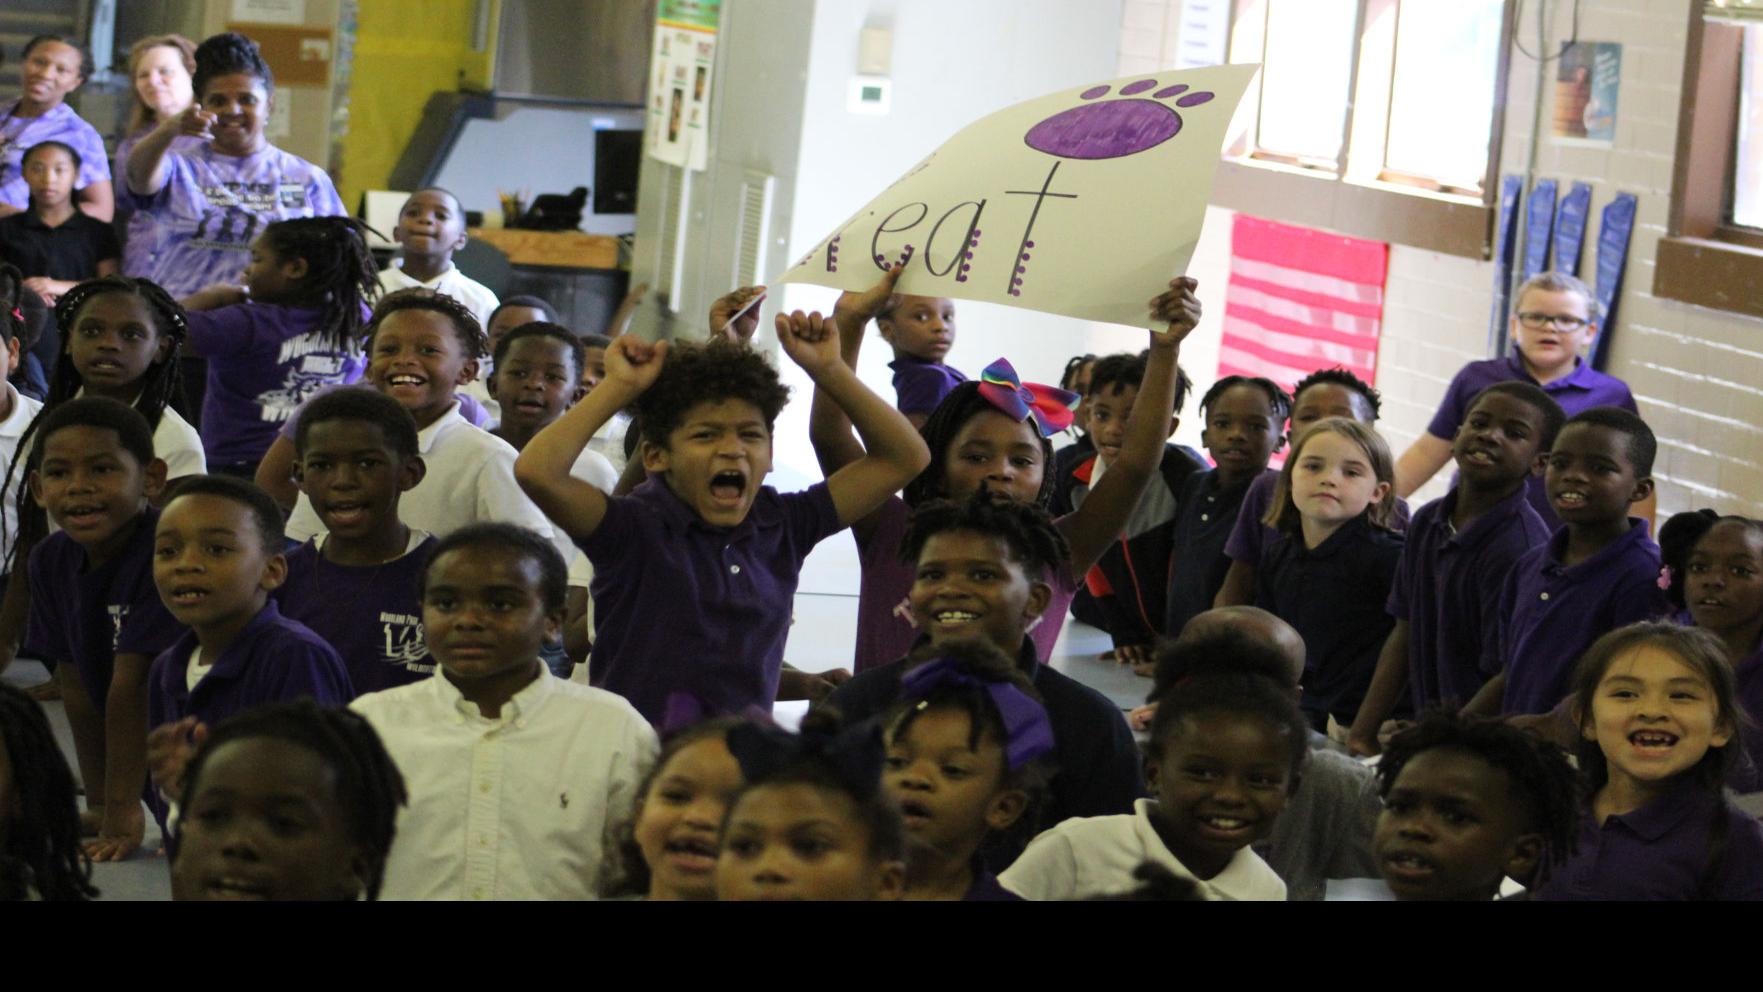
[1220,213,1389,403]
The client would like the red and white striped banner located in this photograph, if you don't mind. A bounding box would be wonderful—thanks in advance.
[1219,214,1389,406]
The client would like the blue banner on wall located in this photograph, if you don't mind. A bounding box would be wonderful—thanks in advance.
[1490,174,1524,357]
[1553,181,1592,277]
[1521,178,1558,282]
[1590,192,1636,372]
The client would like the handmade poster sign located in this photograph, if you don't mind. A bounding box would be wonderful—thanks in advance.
[777,64,1258,328]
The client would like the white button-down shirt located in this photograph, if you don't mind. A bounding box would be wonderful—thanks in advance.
[377,260,500,330]
[352,666,657,900]
[285,400,554,544]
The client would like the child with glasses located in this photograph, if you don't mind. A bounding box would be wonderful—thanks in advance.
[1391,272,1644,530]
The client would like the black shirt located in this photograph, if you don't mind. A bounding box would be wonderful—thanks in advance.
[0,209,119,282]
[1257,515,1405,724]
[1165,468,1262,637]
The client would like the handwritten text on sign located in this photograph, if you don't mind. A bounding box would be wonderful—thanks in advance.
[778,64,1257,329]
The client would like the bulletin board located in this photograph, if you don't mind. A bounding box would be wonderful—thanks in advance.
[226,22,334,87]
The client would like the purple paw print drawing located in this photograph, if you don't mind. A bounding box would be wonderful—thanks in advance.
[1023,80,1215,160]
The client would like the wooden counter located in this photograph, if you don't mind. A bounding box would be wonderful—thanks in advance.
[466,228,621,270]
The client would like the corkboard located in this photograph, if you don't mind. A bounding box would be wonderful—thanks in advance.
[226,22,333,87]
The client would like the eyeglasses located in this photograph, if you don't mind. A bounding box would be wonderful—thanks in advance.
[1516,312,1589,331]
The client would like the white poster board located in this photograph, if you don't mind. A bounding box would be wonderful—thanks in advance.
[777,64,1258,329]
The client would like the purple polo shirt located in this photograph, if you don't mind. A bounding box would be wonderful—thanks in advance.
[1166,468,1273,637]
[852,495,1081,673]
[147,599,353,732]
[0,102,110,210]
[275,535,438,696]
[581,475,844,724]
[1497,519,1670,715]
[888,357,967,417]
[114,132,206,278]
[127,142,345,297]
[277,383,490,442]
[1387,486,1551,709]
[1225,469,1410,569]
[185,302,367,465]
[1425,354,1638,528]
[1258,515,1405,723]
[21,507,185,708]
[1533,777,1763,900]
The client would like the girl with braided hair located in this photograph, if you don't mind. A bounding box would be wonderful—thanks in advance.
[0,681,98,900]
[179,215,377,475]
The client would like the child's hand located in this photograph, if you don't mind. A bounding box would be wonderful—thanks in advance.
[1116,643,1154,674]
[603,335,669,395]
[709,285,764,343]
[834,264,904,324]
[1128,702,1158,733]
[147,716,207,802]
[85,802,145,862]
[775,310,841,375]
[1148,276,1202,345]
[21,276,63,305]
[176,105,218,141]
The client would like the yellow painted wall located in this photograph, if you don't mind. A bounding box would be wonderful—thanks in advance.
[335,0,499,209]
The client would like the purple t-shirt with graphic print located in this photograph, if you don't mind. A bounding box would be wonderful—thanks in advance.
[114,131,207,278]
[127,143,344,297]
[184,301,367,465]
[0,102,110,211]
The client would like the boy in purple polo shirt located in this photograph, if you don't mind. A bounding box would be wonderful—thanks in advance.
[1347,382,1562,756]
[1466,407,1672,717]
[1393,272,1648,528]
[21,398,183,862]
[875,293,964,429]
[515,312,930,724]
[144,475,352,824]
[278,388,436,694]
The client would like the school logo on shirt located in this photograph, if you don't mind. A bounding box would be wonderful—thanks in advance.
[107,605,129,650]
[190,205,261,251]
[259,336,362,423]
[381,612,431,672]
[278,183,308,209]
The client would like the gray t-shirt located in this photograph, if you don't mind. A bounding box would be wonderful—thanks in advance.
[1258,747,1383,901]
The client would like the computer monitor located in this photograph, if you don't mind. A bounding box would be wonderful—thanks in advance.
[593,129,642,215]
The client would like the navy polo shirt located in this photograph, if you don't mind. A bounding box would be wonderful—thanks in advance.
[0,209,120,281]
[1165,467,1272,638]
[581,475,843,724]
[1258,515,1405,723]
[1388,486,1551,710]
[1534,777,1763,900]
[1498,519,1670,715]
[827,635,1145,843]
[147,599,354,731]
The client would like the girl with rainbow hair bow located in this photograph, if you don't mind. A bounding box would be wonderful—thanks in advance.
[806,263,1203,677]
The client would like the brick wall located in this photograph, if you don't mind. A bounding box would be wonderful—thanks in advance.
[1122,0,1763,516]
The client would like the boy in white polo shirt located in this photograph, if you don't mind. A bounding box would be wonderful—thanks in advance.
[376,188,498,329]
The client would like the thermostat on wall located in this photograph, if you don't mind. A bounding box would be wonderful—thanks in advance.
[848,75,891,115]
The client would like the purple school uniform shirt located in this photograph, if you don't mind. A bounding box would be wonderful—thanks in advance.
[1497,519,1670,715]
[0,102,110,210]
[127,142,344,297]
[147,599,353,732]
[1387,486,1552,709]
[1225,469,1411,570]
[888,357,967,417]
[852,495,1081,674]
[21,507,185,707]
[1425,354,1637,528]
[581,475,844,724]
[275,536,438,696]
[276,383,490,442]
[1532,777,1763,900]
[184,302,367,464]
[114,132,207,278]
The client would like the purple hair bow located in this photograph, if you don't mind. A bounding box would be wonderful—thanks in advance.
[977,358,1080,438]
[899,656,1055,770]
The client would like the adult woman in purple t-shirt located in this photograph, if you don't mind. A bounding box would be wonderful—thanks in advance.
[113,34,199,279]
[0,35,113,222]
[123,32,345,298]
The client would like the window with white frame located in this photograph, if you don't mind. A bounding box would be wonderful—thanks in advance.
[1231,0,1509,197]
[1734,22,1763,228]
